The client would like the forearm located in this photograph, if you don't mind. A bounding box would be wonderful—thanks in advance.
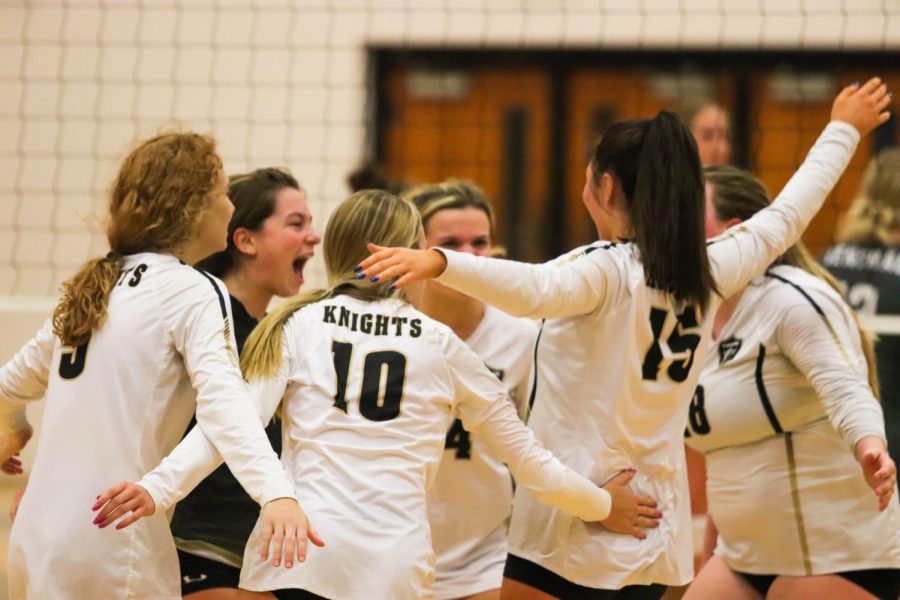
[473,398,611,521]
[711,122,860,297]
[137,425,223,512]
[435,247,611,319]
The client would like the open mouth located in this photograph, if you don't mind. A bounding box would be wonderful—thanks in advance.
[292,257,308,282]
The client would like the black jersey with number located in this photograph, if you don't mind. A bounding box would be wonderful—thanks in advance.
[821,241,900,454]
[169,295,283,566]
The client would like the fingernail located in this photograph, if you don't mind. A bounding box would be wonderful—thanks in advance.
[890,92,894,98]
[356,273,365,279]
[388,285,397,292]
[353,265,362,272]
[369,276,379,283]
[852,81,860,88]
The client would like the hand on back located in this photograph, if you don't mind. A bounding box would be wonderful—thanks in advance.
[599,469,662,540]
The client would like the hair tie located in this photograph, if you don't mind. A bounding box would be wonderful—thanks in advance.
[106,251,121,263]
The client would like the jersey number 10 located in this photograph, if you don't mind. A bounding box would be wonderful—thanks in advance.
[331,340,407,421]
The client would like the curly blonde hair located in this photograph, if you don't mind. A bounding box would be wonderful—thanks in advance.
[53,132,222,346]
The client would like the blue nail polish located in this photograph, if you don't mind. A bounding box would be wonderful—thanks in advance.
[388,285,397,292]
[353,265,362,272]
[356,273,365,279]
[852,81,860,87]
[370,276,379,283]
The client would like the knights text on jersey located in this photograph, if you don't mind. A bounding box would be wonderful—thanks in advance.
[139,294,610,600]
[0,253,294,600]
[431,120,861,588]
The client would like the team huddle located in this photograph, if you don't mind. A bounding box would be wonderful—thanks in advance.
[0,78,896,600]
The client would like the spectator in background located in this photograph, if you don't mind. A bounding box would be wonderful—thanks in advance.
[680,101,732,167]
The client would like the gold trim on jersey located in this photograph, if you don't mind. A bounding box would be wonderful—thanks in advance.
[784,432,813,575]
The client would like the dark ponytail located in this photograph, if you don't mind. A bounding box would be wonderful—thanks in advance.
[592,111,717,312]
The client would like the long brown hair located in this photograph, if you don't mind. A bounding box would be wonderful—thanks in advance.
[705,165,880,398]
[591,111,717,312]
[241,189,422,380]
[53,132,222,346]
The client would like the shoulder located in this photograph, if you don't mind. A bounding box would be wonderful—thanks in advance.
[761,266,849,326]
[555,240,624,264]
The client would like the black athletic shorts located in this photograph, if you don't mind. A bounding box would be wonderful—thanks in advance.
[177,550,330,599]
[178,549,240,594]
[270,589,329,600]
[736,568,900,600]
[504,553,667,600]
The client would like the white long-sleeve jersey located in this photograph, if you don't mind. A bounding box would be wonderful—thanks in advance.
[0,253,295,600]
[139,294,611,600]
[431,120,861,588]
[687,265,900,575]
[427,305,538,595]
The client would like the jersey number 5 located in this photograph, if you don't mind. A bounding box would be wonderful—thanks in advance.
[641,306,701,383]
[331,340,406,421]
[59,338,90,380]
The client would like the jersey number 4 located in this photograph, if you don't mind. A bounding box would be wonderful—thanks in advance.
[331,340,406,421]
[641,306,701,383]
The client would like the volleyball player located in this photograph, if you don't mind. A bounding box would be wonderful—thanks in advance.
[170,168,321,599]
[0,133,318,599]
[821,148,900,461]
[405,179,539,600]
[358,78,891,599]
[96,189,659,600]
[682,165,900,600]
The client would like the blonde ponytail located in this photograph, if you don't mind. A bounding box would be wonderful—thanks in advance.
[241,289,333,381]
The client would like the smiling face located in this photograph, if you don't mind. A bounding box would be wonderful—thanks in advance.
[245,186,321,298]
[424,207,492,257]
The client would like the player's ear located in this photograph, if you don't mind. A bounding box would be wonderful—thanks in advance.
[233,227,257,256]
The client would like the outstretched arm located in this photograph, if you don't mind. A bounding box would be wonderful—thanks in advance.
[360,242,620,320]
[710,78,890,298]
